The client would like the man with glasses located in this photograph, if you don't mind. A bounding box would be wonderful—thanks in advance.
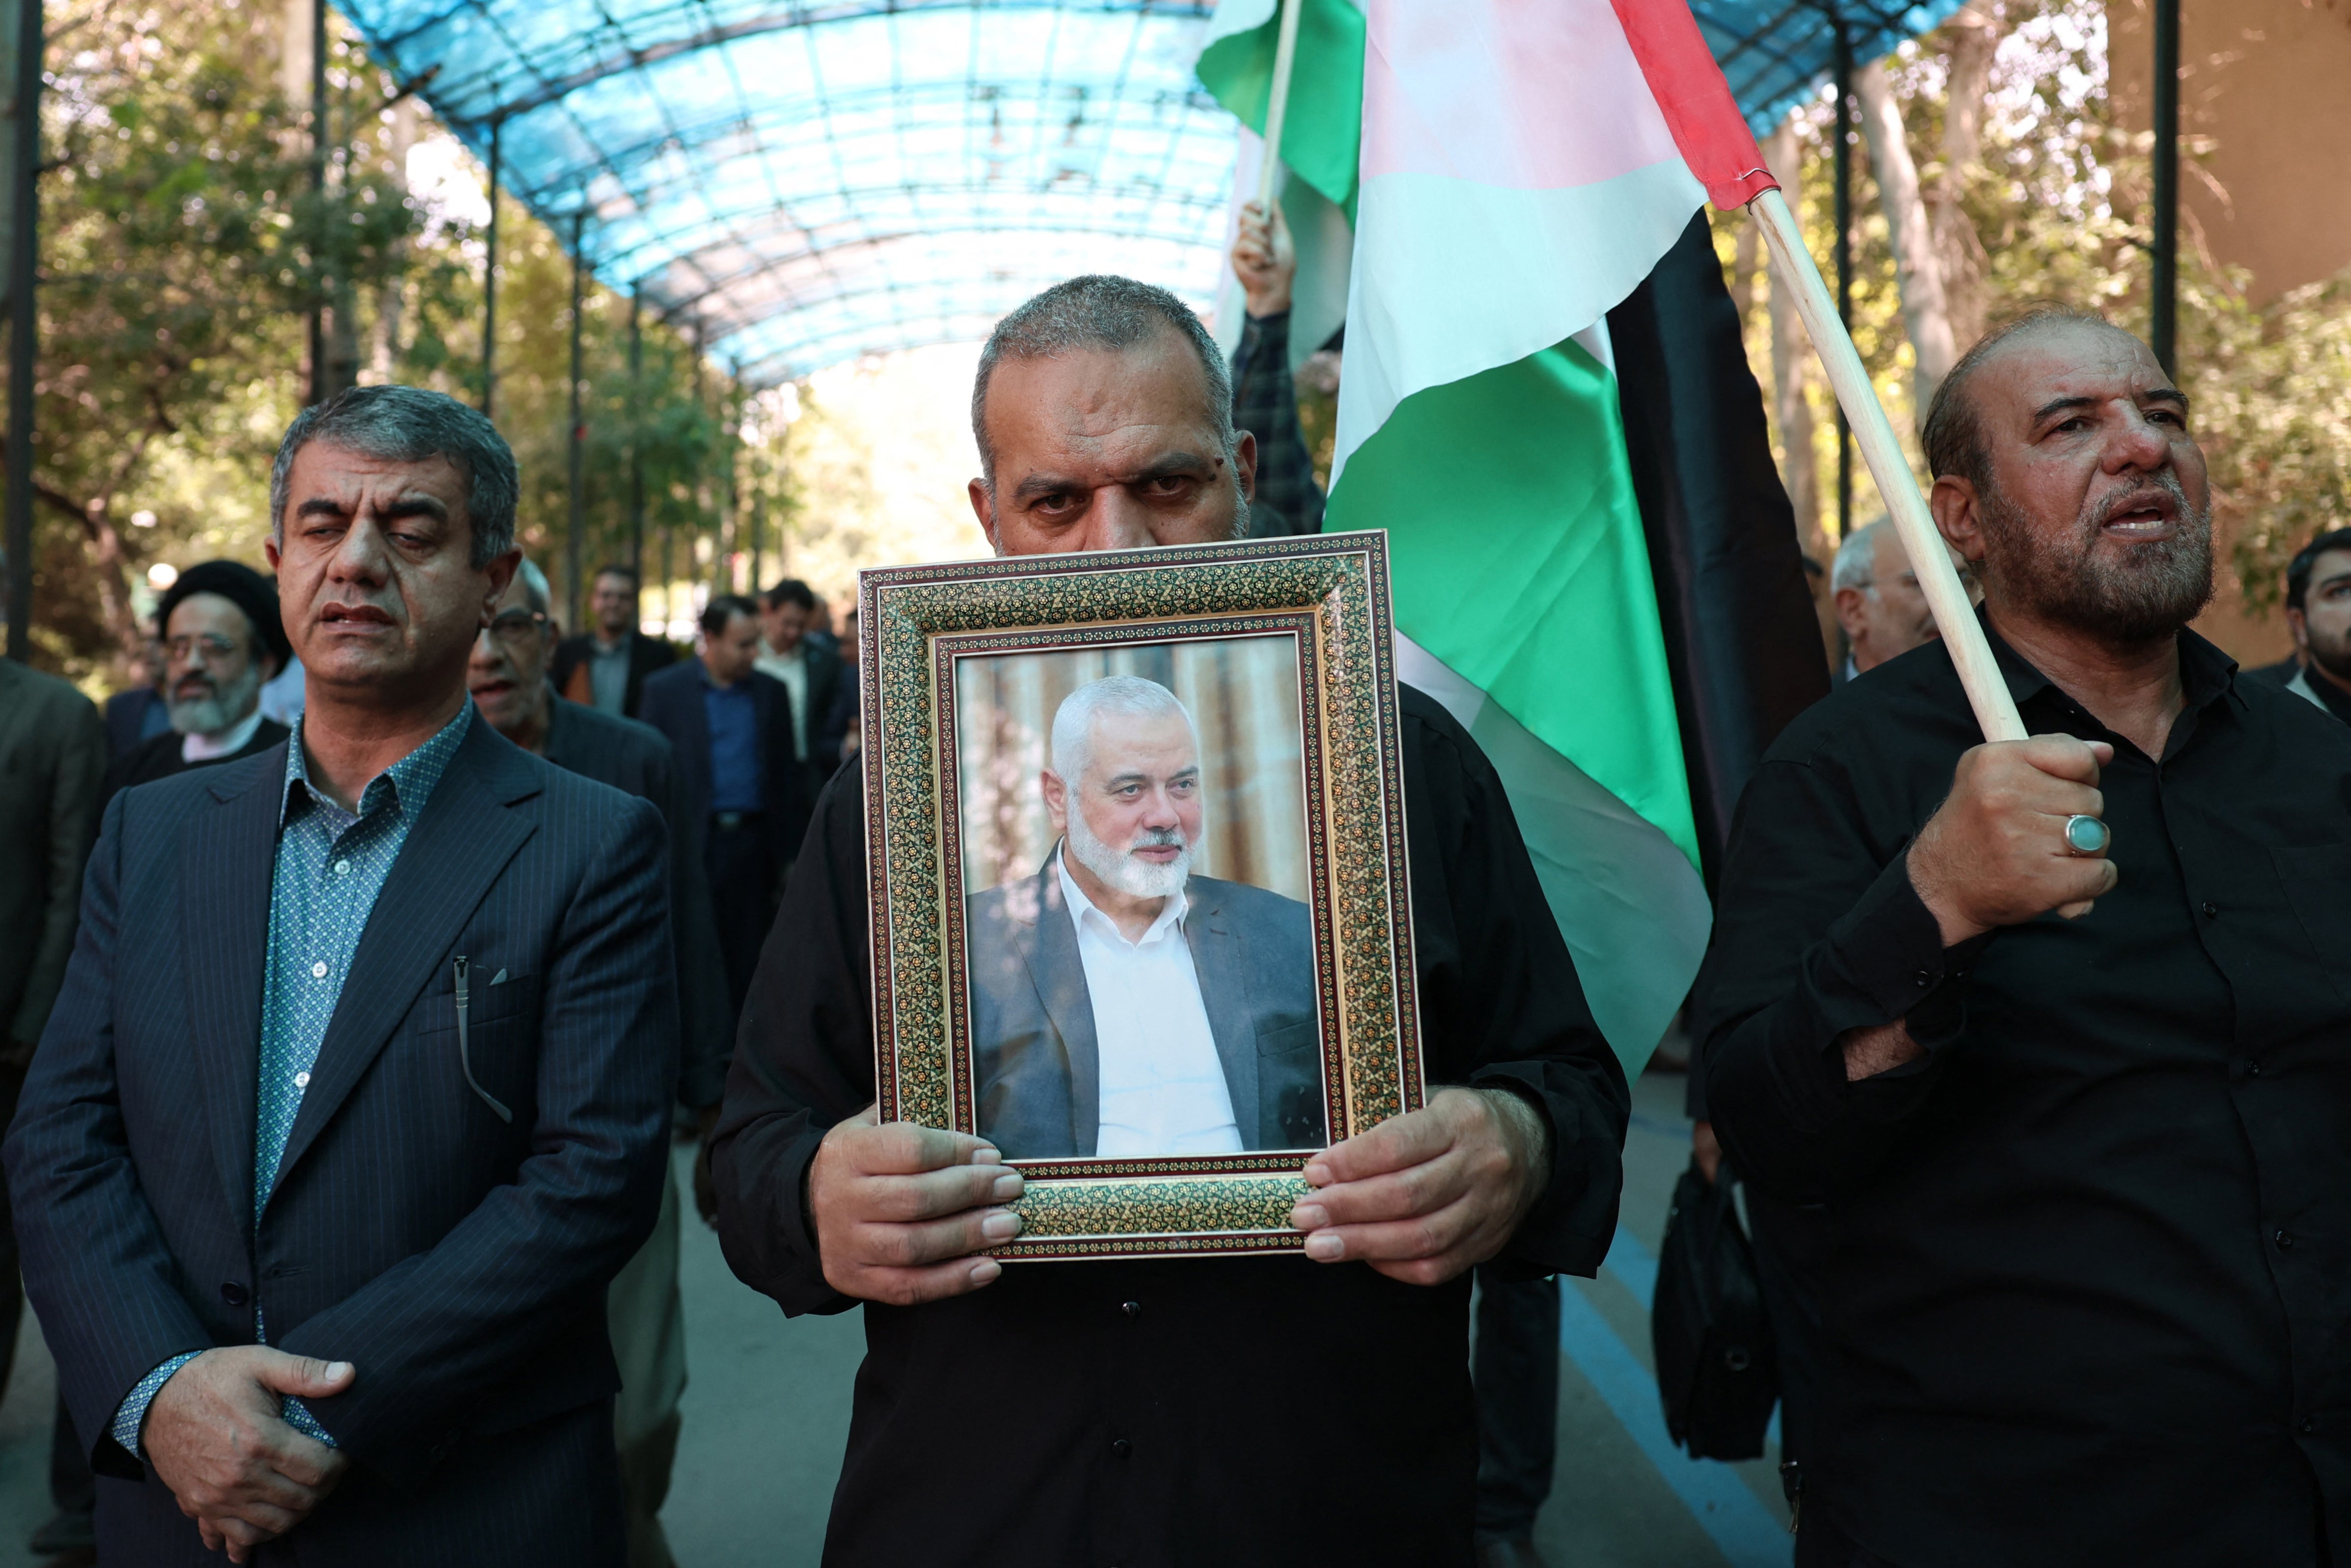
[101,561,292,805]
[466,557,729,1568]
[1829,519,1979,682]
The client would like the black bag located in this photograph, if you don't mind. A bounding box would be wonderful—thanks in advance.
[1651,1158,1780,1460]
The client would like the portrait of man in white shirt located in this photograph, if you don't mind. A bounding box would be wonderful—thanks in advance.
[961,675,1325,1160]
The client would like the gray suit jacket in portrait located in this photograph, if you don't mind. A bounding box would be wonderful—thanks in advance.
[963,853,1324,1159]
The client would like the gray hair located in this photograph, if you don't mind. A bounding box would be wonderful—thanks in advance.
[270,385,520,569]
[1050,676,1197,786]
[972,275,1237,497]
[1831,520,1890,593]
[513,557,552,617]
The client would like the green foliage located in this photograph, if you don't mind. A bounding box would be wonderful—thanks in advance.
[15,0,735,681]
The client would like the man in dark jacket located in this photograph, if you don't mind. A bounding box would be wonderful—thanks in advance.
[550,564,676,719]
[6,385,676,1566]
[102,561,293,806]
[467,557,728,1568]
[711,276,1628,1567]
[638,596,809,1014]
[0,656,107,1557]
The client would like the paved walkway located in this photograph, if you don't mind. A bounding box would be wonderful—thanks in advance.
[0,1068,1789,1566]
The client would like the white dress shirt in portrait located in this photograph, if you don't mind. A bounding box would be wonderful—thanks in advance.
[1056,856,1242,1159]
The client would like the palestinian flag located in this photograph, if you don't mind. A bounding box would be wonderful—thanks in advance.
[1199,0,1822,1075]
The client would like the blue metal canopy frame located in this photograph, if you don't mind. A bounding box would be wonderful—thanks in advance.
[335,0,1966,386]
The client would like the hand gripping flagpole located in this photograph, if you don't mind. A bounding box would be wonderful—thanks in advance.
[1255,0,1305,210]
[1746,188,2024,742]
[1612,0,2027,744]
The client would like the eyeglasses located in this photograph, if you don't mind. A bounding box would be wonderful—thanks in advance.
[166,633,243,662]
[485,609,548,647]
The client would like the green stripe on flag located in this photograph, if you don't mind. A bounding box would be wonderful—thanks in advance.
[1194,0,1365,221]
[1331,340,1700,872]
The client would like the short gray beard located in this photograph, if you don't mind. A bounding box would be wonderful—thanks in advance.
[1065,805,1192,900]
[167,662,263,739]
[1976,470,2214,645]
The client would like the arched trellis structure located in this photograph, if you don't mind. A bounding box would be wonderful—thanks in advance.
[333,0,1971,388]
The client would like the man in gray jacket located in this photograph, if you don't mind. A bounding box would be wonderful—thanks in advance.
[965,675,1322,1160]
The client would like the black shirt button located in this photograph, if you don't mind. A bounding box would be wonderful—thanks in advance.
[1120,1300,1142,1320]
[2275,1230,2294,1250]
[2300,1417,2318,1436]
[2201,901,2219,919]
[2248,1060,2263,1078]
[1912,968,1933,988]
[1111,1438,1133,1459]
[220,1282,249,1307]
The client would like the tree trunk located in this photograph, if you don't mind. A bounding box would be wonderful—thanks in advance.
[1855,58,1958,416]
[371,96,417,381]
[1763,120,1823,561]
[1931,2,2003,351]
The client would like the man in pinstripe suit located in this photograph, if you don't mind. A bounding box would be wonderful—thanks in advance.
[4,386,679,1566]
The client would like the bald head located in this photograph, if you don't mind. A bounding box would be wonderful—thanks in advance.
[1923,311,2212,646]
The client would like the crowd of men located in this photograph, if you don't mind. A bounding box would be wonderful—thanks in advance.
[0,211,2344,1568]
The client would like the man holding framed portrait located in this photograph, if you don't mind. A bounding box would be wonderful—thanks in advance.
[711,276,1631,1567]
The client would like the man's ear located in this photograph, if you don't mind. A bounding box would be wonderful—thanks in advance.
[1234,430,1258,503]
[1040,769,1067,837]
[2287,607,2310,654]
[969,479,1002,554]
[1833,585,1869,640]
[1929,475,1987,565]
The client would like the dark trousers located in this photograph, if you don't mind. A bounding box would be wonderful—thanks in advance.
[705,815,780,1017]
[1471,1269,1560,1542]
[1750,1185,1856,1563]
[3,1059,99,1527]
[1,1059,22,1403]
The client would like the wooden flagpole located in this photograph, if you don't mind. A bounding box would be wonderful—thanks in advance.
[1748,186,2026,742]
[1255,0,1305,209]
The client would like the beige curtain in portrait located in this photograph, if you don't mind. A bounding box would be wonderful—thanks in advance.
[954,633,1311,903]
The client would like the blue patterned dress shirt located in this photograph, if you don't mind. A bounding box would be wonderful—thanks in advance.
[110,704,473,1458]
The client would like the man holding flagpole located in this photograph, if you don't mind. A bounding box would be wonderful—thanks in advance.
[1699,309,2351,1567]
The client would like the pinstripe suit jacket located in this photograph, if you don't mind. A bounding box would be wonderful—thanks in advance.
[3,718,678,1562]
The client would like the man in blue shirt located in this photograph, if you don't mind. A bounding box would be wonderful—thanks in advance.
[640,594,808,1017]
[6,385,677,1565]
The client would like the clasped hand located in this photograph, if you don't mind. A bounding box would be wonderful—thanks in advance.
[143,1345,353,1563]
[809,1086,1549,1303]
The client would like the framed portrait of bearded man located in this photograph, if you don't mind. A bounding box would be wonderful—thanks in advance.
[859,530,1424,1260]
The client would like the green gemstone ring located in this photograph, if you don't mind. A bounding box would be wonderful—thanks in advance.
[2063,814,2112,857]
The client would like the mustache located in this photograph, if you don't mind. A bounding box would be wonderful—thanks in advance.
[1127,827,1187,852]
[2088,471,2195,531]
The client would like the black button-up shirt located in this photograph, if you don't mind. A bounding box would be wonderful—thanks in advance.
[711,686,1628,1567]
[1696,623,2351,1568]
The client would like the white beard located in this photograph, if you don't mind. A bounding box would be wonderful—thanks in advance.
[1066,806,1192,900]
[167,662,263,739]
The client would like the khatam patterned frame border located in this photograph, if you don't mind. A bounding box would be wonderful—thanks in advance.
[858,531,1422,1260]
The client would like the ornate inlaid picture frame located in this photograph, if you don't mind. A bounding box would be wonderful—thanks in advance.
[858,530,1423,1261]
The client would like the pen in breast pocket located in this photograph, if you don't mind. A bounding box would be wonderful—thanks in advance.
[452,954,513,1124]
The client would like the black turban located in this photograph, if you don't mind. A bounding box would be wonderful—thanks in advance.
[155,559,293,674]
